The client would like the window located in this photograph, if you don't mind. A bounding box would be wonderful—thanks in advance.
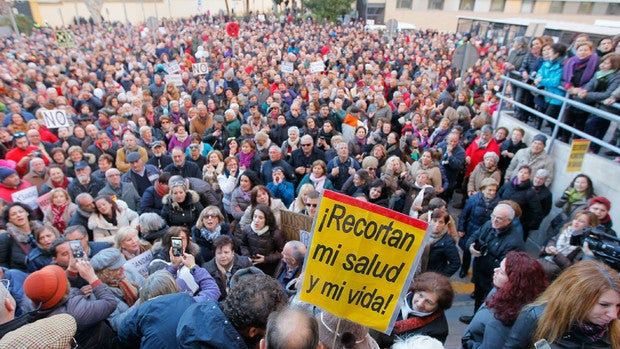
[490,0,505,12]
[428,0,444,10]
[577,2,593,14]
[520,0,535,13]
[608,3,620,15]
[459,0,475,10]
[548,1,564,13]
[396,0,413,9]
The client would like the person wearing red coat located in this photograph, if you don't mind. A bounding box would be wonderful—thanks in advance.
[465,125,500,178]
[5,133,50,177]
[0,168,33,203]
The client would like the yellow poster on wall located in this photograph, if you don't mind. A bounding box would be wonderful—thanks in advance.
[566,139,590,172]
[299,190,429,333]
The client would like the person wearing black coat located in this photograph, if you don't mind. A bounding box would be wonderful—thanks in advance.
[457,178,500,278]
[203,235,252,301]
[164,148,202,179]
[498,128,527,179]
[423,209,461,277]
[160,183,204,229]
[435,133,466,203]
[191,206,234,262]
[532,169,553,219]
[463,204,525,322]
[497,165,543,239]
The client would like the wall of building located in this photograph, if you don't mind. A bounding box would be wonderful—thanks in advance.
[382,0,619,31]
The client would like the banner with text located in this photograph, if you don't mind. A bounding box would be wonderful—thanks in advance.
[566,139,590,172]
[299,190,428,333]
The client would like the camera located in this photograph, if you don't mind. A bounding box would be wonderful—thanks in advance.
[570,227,620,271]
[473,239,488,257]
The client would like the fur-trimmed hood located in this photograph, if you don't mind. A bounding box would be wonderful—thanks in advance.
[162,189,201,207]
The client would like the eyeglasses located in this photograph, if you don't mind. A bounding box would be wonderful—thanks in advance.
[203,213,219,219]
[305,203,318,207]
[368,167,376,171]
[301,143,312,147]
[161,120,170,124]
[490,214,508,222]
[13,132,25,138]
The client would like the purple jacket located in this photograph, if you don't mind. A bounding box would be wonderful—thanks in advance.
[166,265,221,302]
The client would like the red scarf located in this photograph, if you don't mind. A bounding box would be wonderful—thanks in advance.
[154,181,168,197]
[52,176,70,189]
[51,204,67,233]
[393,311,443,334]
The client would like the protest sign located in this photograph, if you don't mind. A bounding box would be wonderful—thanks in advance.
[125,250,153,277]
[566,139,590,172]
[281,61,294,74]
[192,62,209,75]
[310,60,325,74]
[36,192,52,213]
[165,74,184,86]
[299,190,429,333]
[163,60,181,74]
[12,186,38,210]
[41,109,70,129]
[55,30,75,48]
[280,210,313,242]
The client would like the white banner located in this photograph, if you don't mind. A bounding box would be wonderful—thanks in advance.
[164,60,181,74]
[310,60,325,74]
[192,62,209,75]
[41,109,70,129]
[281,61,294,74]
[125,250,153,277]
[12,186,38,209]
[165,74,184,86]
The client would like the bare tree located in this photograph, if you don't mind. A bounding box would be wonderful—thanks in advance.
[84,0,104,24]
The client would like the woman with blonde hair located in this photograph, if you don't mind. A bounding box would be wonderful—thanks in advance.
[290,183,314,213]
[43,188,77,235]
[115,226,152,261]
[504,260,620,348]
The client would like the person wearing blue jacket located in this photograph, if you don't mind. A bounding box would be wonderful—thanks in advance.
[119,270,196,349]
[457,178,500,278]
[533,42,567,129]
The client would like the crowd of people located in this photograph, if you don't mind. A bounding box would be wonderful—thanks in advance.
[0,10,618,349]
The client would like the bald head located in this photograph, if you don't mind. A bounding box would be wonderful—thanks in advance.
[261,307,320,349]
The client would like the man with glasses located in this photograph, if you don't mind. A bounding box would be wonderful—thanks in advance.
[164,147,202,179]
[6,132,50,177]
[289,135,325,183]
[98,168,141,212]
[86,131,120,160]
[146,141,173,171]
[67,161,105,201]
[301,191,320,217]
[459,204,524,324]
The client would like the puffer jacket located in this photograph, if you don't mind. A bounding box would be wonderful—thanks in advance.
[161,190,204,229]
[0,223,36,272]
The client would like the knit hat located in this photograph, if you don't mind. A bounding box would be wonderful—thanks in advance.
[532,134,547,146]
[316,311,377,349]
[589,196,611,211]
[23,265,68,310]
[151,141,164,149]
[214,114,225,123]
[90,248,126,271]
[0,314,77,348]
[0,167,17,182]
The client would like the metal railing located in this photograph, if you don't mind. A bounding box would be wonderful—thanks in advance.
[494,74,620,156]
